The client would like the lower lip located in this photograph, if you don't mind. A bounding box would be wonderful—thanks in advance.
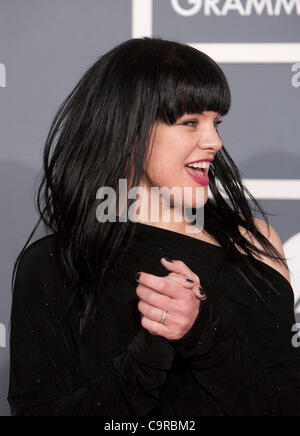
[185,167,210,186]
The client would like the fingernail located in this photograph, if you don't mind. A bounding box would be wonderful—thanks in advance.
[165,258,174,262]
[186,278,194,284]
[136,272,141,280]
[199,286,207,300]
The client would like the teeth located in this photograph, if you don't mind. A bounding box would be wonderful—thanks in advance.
[187,162,210,169]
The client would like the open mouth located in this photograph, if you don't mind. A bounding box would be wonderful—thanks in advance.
[184,162,210,186]
[184,165,209,178]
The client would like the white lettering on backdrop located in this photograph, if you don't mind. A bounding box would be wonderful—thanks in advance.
[171,0,300,16]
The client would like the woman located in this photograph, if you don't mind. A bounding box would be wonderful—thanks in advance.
[8,37,300,416]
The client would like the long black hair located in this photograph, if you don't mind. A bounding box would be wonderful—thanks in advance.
[12,37,290,333]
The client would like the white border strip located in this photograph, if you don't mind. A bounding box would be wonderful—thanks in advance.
[189,43,300,64]
[131,1,300,63]
[132,0,153,38]
[243,179,300,200]
[211,180,300,200]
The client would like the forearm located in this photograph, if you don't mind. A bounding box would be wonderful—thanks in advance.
[9,327,175,417]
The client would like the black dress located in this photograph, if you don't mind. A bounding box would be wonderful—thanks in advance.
[7,222,300,416]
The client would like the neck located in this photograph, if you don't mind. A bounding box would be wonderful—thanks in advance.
[130,181,205,237]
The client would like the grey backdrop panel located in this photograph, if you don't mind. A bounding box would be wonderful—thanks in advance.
[0,0,299,416]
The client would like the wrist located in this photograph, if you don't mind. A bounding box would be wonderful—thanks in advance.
[128,326,175,369]
[167,301,210,358]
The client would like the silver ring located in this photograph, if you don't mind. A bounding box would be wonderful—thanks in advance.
[160,309,167,324]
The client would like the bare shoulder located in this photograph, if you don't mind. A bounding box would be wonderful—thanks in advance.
[238,217,291,285]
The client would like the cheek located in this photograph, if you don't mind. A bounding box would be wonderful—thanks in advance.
[145,148,173,183]
[145,144,186,186]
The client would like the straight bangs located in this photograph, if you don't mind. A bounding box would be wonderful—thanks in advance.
[153,43,232,125]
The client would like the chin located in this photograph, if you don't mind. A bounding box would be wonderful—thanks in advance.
[181,186,208,210]
[156,182,208,212]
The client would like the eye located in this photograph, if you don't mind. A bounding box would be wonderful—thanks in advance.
[181,119,223,129]
[181,120,198,128]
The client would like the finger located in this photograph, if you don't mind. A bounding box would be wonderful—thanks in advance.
[195,285,208,302]
[136,284,175,311]
[137,272,187,299]
[166,272,195,289]
[160,258,200,284]
[138,300,169,326]
[160,259,207,301]
[141,315,170,338]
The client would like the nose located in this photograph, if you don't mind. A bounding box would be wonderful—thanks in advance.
[196,123,223,154]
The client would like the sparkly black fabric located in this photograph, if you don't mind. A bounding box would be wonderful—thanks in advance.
[8,222,300,416]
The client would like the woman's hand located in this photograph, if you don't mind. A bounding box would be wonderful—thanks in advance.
[136,258,206,341]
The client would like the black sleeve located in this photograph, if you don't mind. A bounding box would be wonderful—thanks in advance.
[7,253,175,417]
[168,299,300,416]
